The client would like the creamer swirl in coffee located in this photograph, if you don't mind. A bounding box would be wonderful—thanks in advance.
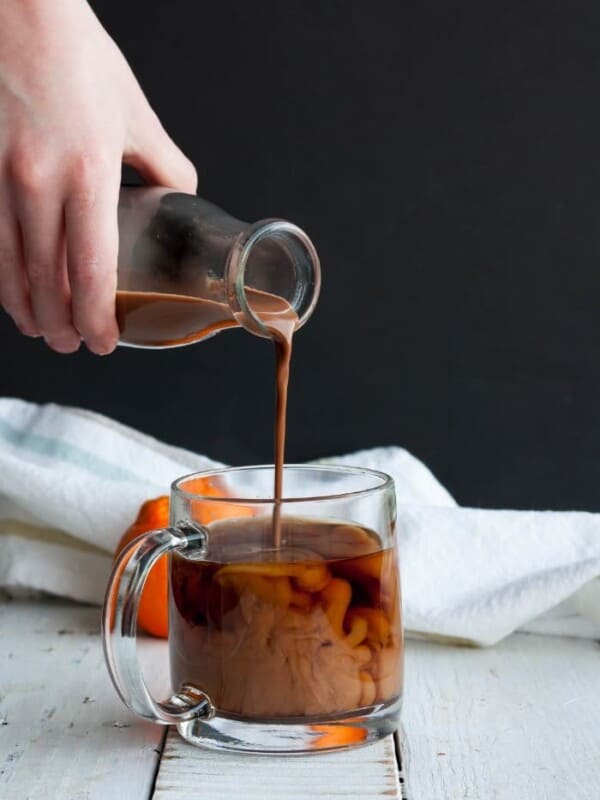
[170,516,403,718]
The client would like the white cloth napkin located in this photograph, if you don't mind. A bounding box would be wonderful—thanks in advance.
[1,396,599,646]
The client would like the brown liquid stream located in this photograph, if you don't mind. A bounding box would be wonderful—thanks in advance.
[261,308,296,549]
[116,289,296,548]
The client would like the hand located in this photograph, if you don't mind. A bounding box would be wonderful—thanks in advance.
[0,0,197,354]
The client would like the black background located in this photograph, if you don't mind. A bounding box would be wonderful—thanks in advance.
[2,1,600,510]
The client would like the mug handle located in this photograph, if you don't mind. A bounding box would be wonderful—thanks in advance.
[101,521,214,725]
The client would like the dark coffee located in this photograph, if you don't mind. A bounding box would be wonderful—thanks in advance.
[169,515,403,719]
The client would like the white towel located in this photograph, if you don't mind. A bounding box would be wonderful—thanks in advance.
[0,397,599,646]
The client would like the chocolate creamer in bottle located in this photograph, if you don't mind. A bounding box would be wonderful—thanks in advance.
[116,187,319,539]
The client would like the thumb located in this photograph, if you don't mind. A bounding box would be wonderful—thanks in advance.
[125,107,198,193]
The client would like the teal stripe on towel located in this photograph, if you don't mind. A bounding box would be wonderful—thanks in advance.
[0,417,147,484]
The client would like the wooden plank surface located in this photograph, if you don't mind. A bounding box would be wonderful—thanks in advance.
[3,599,600,800]
[153,729,401,799]
[402,633,600,800]
[0,600,166,800]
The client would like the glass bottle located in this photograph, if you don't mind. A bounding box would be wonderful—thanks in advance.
[116,187,321,348]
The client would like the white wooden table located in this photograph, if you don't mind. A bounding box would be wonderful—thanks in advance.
[1,599,599,799]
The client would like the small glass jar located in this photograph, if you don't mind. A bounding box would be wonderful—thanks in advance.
[116,187,321,348]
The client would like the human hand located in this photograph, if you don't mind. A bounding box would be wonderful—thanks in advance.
[0,0,197,354]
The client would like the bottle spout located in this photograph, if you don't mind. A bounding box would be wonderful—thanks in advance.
[226,219,321,339]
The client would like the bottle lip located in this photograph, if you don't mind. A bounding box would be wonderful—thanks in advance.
[226,219,321,338]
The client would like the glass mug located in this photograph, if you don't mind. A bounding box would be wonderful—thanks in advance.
[102,465,403,754]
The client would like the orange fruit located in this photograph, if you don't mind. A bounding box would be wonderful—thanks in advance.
[114,479,255,639]
[181,476,255,524]
[115,495,171,638]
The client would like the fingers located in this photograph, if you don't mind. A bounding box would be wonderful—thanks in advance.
[0,189,39,337]
[4,107,196,355]
[125,106,198,194]
[7,150,121,355]
[12,159,81,354]
[64,156,120,354]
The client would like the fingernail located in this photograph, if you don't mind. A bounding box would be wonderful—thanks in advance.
[92,339,118,356]
[17,322,41,338]
[44,336,81,354]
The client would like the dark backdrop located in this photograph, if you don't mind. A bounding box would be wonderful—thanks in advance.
[2,1,600,510]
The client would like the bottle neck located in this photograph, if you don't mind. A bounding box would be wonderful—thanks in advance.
[226,219,321,339]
